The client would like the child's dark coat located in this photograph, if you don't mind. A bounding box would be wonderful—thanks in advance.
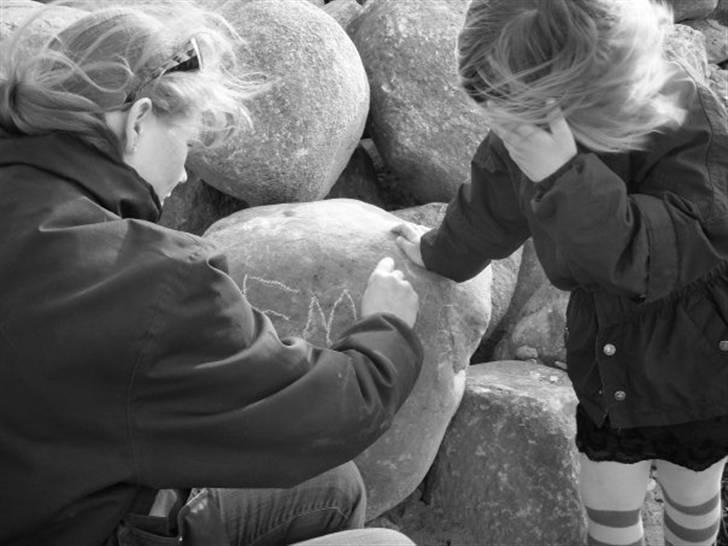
[422,75,728,429]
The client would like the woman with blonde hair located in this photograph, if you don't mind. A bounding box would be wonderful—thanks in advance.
[0,2,422,545]
[394,0,728,544]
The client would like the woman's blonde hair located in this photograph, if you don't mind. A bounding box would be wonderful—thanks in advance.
[0,0,262,157]
[458,0,685,153]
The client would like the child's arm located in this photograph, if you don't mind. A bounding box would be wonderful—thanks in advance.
[394,132,532,282]
[530,98,725,301]
[490,85,727,302]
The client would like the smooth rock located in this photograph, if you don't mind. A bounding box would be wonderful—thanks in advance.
[204,198,492,519]
[351,0,489,203]
[191,0,369,205]
[424,361,586,546]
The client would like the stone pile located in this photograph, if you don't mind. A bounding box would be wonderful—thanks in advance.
[2,0,726,544]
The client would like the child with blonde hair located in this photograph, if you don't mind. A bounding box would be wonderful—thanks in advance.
[394,0,728,544]
[0,2,422,545]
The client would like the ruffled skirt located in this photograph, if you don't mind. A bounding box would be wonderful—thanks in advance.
[575,404,728,471]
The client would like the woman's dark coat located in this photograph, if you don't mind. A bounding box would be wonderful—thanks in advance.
[0,135,423,546]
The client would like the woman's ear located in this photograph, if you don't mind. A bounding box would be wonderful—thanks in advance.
[122,98,153,155]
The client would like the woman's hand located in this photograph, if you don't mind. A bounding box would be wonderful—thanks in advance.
[486,100,577,183]
[361,257,419,328]
[391,222,429,268]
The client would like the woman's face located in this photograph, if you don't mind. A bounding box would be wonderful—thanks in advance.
[124,110,199,203]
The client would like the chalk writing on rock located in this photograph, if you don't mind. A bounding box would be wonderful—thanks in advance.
[242,274,358,344]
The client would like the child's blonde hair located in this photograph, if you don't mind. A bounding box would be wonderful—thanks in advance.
[0,0,261,157]
[458,0,685,153]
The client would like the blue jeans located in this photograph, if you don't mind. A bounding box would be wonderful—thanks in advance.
[116,462,414,546]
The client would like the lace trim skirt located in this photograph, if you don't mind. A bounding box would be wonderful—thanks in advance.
[575,404,728,471]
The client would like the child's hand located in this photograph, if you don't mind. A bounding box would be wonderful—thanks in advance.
[487,100,577,183]
[391,222,428,268]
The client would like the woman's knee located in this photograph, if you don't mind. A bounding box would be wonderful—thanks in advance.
[306,462,366,529]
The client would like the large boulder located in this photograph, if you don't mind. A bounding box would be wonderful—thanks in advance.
[190,0,370,205]
[423,361,586,546]
[204,198,492,519]
[351,0,489,203]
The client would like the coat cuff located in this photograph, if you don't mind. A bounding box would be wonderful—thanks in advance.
[532,154,582,201]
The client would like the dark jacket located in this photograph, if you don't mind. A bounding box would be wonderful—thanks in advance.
[422,74,728,429]
[0,135,423,546]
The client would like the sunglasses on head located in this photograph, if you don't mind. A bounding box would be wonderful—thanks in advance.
[123,37,202,105]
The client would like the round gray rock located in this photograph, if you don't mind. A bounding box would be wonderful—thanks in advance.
[204,198,492,519]
[425,360,586,546]
[351,0,489,203]
[190,0,370,205]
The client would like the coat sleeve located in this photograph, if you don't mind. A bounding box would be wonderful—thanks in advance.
[530,80,728,301]
[129,241,424,489]
[420,132,532,282]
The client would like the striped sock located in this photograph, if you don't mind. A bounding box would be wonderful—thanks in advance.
[662,490,721,546]
[585,507,645,546]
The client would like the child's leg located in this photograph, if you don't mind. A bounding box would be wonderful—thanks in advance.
[579,454,652,546]
[655,457,726,546]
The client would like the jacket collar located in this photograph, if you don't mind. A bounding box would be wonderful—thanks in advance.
[0,133,162,222]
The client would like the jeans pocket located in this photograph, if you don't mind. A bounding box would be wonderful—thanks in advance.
[115,514,180,546]
[116,489,228,546]
[176,488,228,546]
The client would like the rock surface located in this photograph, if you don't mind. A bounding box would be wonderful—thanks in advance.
[494,282,570,370]
[422,361,586,546]
[190,0,370,205]
[666,0,719,22]
[684,18,728,63]
[351,0,489,203]
[159,172,248,235]
[204,198,492,519]
[325,143,386,208]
